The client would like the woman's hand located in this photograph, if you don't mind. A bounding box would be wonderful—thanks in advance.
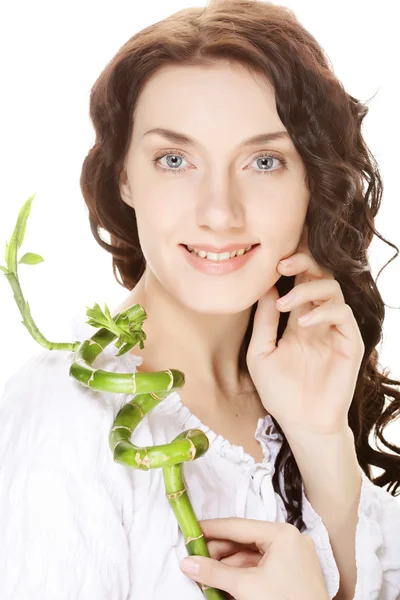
[246,227,365,437]
[179,517,330,600]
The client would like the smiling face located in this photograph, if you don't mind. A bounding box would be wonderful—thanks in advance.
[119,61,310,315]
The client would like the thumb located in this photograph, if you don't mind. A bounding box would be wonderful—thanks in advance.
[247,285,280,360]
[179,555,253,597]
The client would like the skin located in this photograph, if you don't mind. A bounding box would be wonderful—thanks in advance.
[118,60,310,413]
[182,517,330,600]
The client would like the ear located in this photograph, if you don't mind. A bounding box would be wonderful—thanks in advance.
[119,169,134,208]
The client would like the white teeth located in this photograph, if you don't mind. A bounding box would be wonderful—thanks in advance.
[186,244,254,261]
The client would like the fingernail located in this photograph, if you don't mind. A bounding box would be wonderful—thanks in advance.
[180,558,200,574]
[277,294,291,306]
[279,258,292,267]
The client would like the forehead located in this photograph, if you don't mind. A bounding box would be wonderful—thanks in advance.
[133,62,283,138]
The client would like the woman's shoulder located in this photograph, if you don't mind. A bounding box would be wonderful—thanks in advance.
[1,347,118,419]
[0,345,133,598]
[0,341,135,476]
[1,307,143,421]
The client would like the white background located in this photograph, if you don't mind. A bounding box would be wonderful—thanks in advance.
[0,1,399,490]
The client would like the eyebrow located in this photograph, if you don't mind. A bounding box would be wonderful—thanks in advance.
[142,127,291,149]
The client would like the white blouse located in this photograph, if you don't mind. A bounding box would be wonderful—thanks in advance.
[0,312,399,600]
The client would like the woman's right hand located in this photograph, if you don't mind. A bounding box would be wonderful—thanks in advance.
[179,517,331,600]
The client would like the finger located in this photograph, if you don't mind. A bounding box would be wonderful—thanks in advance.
[296,302,364,347]
[276,253,337,332]
[206,538,259,558]
[278,251,334,281]
[198,517,284,553]
[220,549,262,568]
[276,279,345,312]
[179,554,256,597]
[246,286,281,359]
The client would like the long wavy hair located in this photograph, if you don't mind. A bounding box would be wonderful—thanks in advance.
[80,0,400,530]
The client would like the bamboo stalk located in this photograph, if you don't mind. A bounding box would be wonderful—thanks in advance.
[1,194,229,599]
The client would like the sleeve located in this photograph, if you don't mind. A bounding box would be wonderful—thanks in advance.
[270,431,341,598]
[301,469,400,600]
[0,350,131,600]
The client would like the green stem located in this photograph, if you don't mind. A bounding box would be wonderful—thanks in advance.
[5,270,79,352]
[71,322,228,599]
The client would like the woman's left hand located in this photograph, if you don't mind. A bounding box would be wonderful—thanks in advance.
[246,234,365,437]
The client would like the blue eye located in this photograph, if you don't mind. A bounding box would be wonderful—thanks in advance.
[251,153,287,175]
[152,150,287,175]
[153,152,187,174]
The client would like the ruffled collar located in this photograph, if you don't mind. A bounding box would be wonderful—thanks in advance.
[119,349,284,467]
[154,388,284,467]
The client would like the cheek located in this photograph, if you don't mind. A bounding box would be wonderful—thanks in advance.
[261,202,305,238]
[141,186,188,232]
[258,204,307,264]
[134,200,179,265]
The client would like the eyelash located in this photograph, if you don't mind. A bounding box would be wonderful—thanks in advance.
[152,149,288,176]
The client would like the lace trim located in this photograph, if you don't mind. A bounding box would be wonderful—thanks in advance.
[156,389,284,463]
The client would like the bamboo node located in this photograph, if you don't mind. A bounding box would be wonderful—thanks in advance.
[87,339,104,351]
[165,369,174,391]
[166,487,186,499]
[88,369,98,385]
[185,532,204,544]
[135,448,151,469]
[110,425,132,434]
[131,402,144,418]
[187,438,196,461]
[131,373,136,394]
[113,439,127,455]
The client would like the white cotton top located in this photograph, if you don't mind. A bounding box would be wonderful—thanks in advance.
[0,311,399,600]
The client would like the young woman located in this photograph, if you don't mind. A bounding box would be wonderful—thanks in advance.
[1,1,399,599]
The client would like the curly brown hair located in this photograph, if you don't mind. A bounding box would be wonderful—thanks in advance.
[79,0,400,530]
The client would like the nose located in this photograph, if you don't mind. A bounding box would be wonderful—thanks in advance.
[196,179,246,232]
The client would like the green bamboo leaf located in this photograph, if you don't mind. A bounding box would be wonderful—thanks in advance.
[15,193,36,250]
[6,193,36,273]
[19,252,44,265]
[114,314,129,332]
[103,302,112,322]
[85,302,117,332]
[0,265,8,274]
[84,302,147,349]
[85,302,105,323]
[85,318,108,329]
[115,342,136,357]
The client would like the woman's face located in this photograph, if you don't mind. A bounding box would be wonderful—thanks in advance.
[119,61,310,315]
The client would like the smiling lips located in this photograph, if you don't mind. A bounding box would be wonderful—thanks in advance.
[180,242,260,275]
[183,242,258,253]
